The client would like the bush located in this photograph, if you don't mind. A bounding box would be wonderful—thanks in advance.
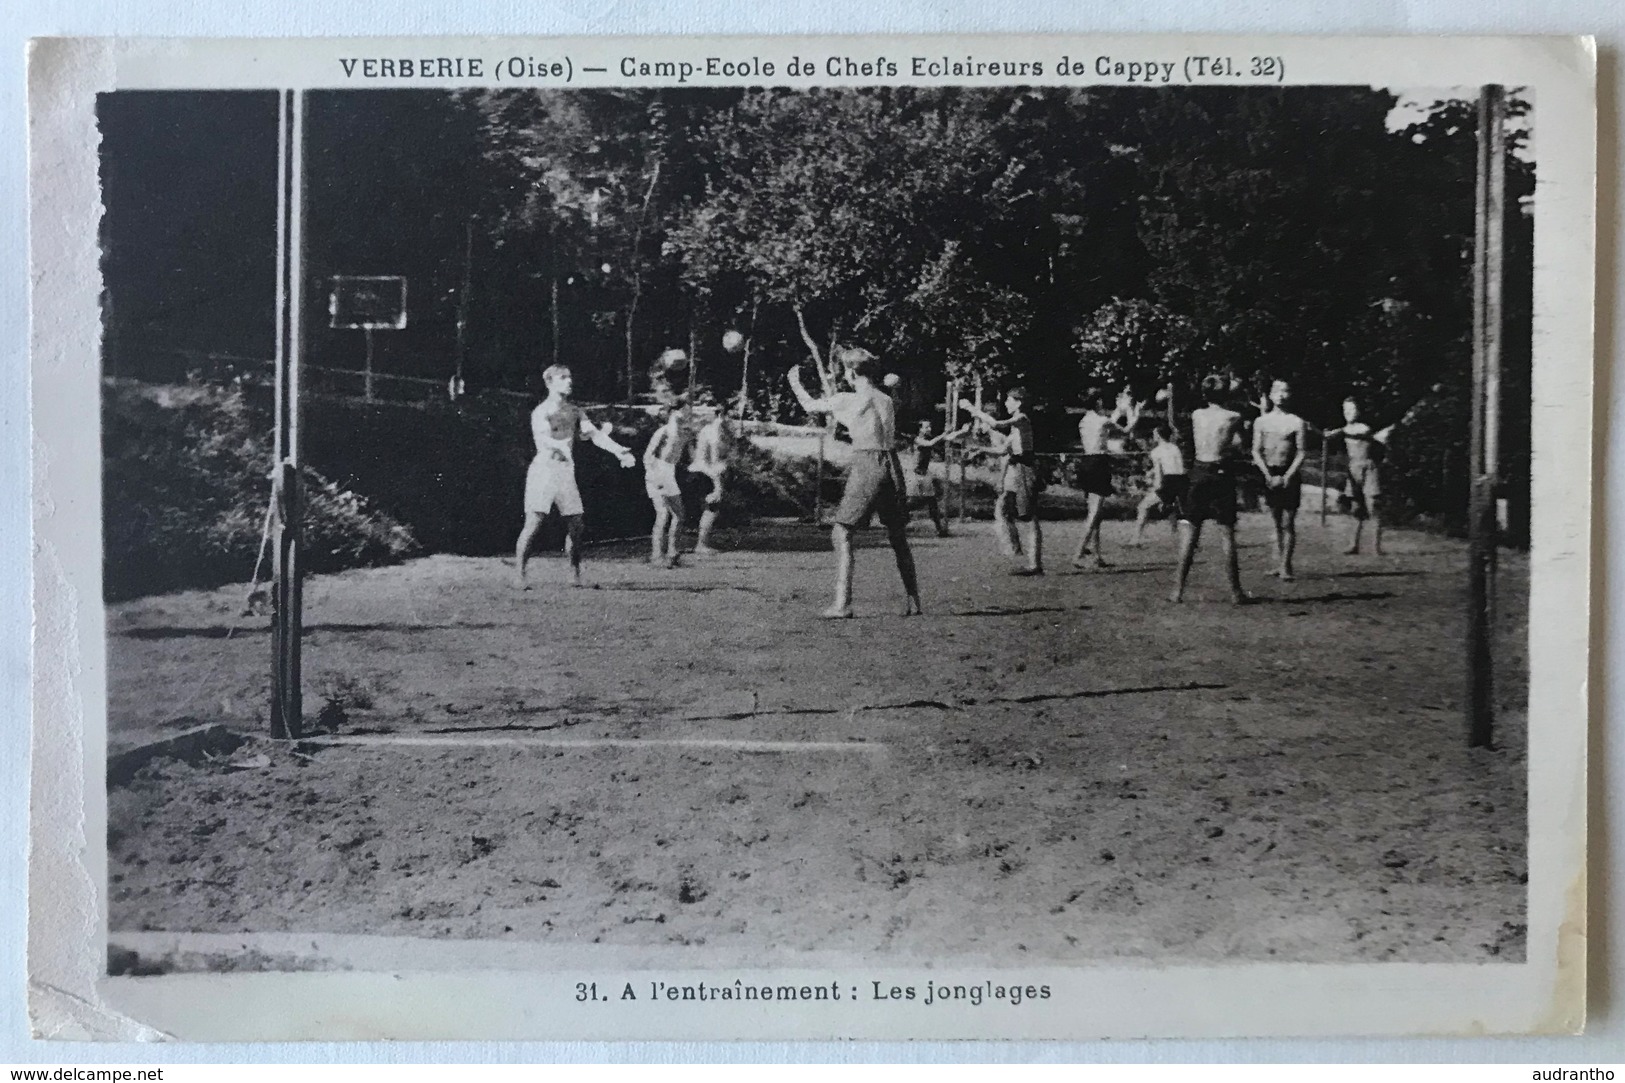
[720,440,842,522]
[103,381,417,600]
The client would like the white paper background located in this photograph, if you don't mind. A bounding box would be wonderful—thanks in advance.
[2,0,1619,1065]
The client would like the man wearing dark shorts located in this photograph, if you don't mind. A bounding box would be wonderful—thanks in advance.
[789,348,923,618]
[1252,378,1309,581]
[1071,391,1121,568]
[1172,374,1249,604]
[961,387,1043,575]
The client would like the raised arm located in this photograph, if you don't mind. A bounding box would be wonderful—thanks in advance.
[789,365,833,416]
[958,399,1011,431]
[924,424,972,447]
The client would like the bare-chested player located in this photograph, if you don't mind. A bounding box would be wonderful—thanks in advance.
[514,363,636,588]
[1072,390,1120,568]
[790,348,923,618]
[1171,373,1250,604]
[643,350,695,568]
[688,408,733,554]
[905,418,968,537]
[961,388,1043,575]
[1323,394,1419,556]
[1132,423,1187,545]
[1251,378,1309,581]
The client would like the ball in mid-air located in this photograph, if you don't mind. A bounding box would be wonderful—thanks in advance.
[722,329,745,353]
[1154,387,1171,403]
[882,373,901,388]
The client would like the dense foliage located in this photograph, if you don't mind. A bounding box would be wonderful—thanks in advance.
[103,382,418,600]
[102,85,1534,546]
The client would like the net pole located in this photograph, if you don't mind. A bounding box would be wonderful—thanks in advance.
[1467,84,1506,750]
[285,88,308,740]
[271,89,308,740]
[1319,434,1329,526]
[454,217,473,395]
[269,89,291,740]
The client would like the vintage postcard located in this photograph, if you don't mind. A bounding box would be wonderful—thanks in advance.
[28,34,1595,1041]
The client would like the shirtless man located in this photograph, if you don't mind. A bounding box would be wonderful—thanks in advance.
[1071,390,1120,568]
[514,363,637,588]
[688,408,733,554]
[961,388,1043,575]
[789,348,923,618]
[1324,394,1419,556]
[905,418,968,538]
[643,351,696,567]
[1251,378,1309,581]
[1171,373,1250,604]
[1132,423,1187,545]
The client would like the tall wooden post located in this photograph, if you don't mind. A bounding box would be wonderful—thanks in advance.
[1319,436,1330,526]
[454,217,473,397]
[1467,84,1506,749]
[270,89,307,740]
[550,277,560,367]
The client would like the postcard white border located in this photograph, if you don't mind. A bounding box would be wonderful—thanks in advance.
[27,33,1596,1042]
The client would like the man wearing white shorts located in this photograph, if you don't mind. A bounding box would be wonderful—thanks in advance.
[514,363,636,587]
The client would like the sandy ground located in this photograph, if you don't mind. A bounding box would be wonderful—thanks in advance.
[106,511,1528,969]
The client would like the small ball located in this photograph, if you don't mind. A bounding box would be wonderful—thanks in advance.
[722,330,745,353]
[882,373,901,388]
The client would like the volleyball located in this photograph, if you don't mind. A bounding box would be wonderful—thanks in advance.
[722,329,745,353]
[883,373,901,388]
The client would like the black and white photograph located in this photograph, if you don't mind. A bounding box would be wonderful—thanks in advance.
[27,35,1595,1041]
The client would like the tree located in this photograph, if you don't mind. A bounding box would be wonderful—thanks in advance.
[663,88,1028,392]
[1072,297,1195,395]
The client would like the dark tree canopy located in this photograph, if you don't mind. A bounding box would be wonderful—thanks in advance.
[98,84,1534,533]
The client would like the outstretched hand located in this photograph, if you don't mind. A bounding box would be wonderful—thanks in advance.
[617,451,636,469]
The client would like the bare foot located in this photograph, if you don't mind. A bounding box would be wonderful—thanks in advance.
[1265,568,1282,578]
[694,544,720,555]
[1230,592,1257,606]
[1093,558,1111,569]
[820,604,855,620]
[1010,567,1044,577]
[512,578,532,592]
[1278,573,1296,583]
[1167,591,1184,603]
[1343,545,1360,556]
[902,596,923,617]
[665,554,681,569]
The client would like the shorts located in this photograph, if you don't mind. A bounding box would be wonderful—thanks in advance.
[644,459,684,511]
[525,455,584,517]
[1001,462,1038,521]
[1076,454,1114,497]
[1263,466,1302,512]
[833,450,909,531]
[1156,474,1189,519]
[905,470,941,502]
[1346,461,1381,519]
[1183,463,1237,527]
